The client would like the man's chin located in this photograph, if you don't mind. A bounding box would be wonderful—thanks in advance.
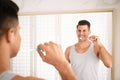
[11,53,18,58]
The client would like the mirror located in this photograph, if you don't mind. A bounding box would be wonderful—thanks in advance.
[11,11,112,80]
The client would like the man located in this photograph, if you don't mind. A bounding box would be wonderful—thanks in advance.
[0,0,77,80]
[65,20,112,80]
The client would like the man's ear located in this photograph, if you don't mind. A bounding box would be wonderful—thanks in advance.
[6,28,15,43]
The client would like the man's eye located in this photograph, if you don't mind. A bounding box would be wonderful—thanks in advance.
[83,30,86,32]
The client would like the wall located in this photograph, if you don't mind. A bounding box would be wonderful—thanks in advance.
[12,0,120,80]
[12,0,118,13]
[114,3,120,80]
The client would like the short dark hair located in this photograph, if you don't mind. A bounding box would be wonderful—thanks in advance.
[0,0,19,38]
[76,20,90,29]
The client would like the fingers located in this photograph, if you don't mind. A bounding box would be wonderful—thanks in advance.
[38,49,46,61]
[89,35,99,42]
[37,44,46,60]
[37,41,57,59]
[37,42,54,52]
[37,44,46,52]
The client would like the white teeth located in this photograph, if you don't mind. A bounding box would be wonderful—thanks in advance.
[79,36,83,40]
[79,37,90,41]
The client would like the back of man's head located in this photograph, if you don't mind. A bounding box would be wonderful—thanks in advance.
[0,0,19,39]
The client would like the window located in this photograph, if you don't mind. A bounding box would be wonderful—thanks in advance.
[10,12,112,80]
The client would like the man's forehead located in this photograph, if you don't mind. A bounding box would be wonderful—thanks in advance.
[78,25,89,29]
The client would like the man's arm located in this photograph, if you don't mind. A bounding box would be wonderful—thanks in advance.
[90,35,112,68]
[98,45,112,68]
[37,42,77,80]
[12,42,77,80]
[65,47,71,63]
[54,60,77,80]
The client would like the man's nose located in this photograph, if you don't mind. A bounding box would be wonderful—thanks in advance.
[80,31,84,35]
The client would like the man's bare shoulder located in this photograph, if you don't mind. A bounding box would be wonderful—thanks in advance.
[66,45,73,51]
[13,75,44,80]
[65,45,74,63]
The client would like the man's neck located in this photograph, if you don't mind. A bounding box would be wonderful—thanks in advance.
[0,43,10,74]
[77,40,91,49]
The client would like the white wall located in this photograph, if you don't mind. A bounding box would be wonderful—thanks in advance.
[13,0,119,12]
[12,0,120,80]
